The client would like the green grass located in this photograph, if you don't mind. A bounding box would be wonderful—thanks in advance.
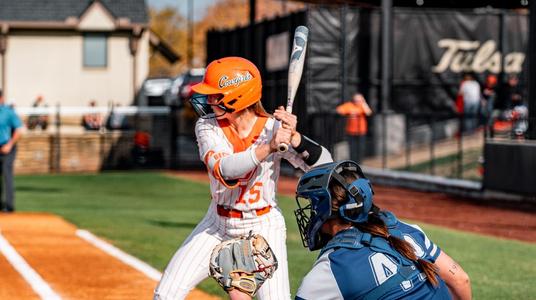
[15,172,536,299]
[400,148,483,181]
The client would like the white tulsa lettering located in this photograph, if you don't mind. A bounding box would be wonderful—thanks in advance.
[432,39,525,74]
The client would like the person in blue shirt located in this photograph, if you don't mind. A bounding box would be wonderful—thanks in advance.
[0,89,23,213]
[294,160,471,300]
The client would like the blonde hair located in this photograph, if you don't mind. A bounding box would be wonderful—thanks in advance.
[248,101,271,118]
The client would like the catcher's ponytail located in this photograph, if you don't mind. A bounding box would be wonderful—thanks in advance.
[357,214,439,287]
[330,171,439,287]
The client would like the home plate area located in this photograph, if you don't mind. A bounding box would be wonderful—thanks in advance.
[0,213,218,300]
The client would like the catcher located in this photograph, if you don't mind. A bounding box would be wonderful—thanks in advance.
[294,160,471,299]
[209,232,278,299]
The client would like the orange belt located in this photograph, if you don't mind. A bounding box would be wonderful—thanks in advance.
[216,205,271,218]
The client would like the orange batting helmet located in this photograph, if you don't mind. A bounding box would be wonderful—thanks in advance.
[190,57,262,118]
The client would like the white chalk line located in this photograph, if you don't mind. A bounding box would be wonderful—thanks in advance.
[0,231,62,300]
[75,229,163,282]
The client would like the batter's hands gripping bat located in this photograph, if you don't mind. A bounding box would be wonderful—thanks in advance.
[277,26,309,152]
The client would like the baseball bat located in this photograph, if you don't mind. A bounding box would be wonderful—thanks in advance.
[277,25,309,152]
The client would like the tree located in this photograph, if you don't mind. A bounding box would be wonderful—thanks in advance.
[149,7,186,77]
[148,1,305,76]
[194,0,305,66]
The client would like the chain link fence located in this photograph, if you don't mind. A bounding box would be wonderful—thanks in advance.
[15,104,532,182]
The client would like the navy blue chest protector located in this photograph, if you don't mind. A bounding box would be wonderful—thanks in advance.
[319,213,426,300]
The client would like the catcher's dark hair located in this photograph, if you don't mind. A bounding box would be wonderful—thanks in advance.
[329,170,440,287]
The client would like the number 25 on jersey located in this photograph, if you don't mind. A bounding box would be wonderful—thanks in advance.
[236,182,263,205]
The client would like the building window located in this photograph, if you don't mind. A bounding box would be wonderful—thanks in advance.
[83,34,107,68]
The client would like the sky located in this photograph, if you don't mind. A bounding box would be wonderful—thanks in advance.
[146,0,215,20]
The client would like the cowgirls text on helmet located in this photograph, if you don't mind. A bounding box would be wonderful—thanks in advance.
[190,57,262,119]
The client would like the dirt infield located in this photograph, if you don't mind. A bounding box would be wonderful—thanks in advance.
[0,213,218,300]
[171,171,536,244]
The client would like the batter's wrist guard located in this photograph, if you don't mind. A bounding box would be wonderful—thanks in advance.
[294,135,322,165]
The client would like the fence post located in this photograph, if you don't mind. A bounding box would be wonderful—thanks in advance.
[405,113,411,170]
[170,105,178,169]
[430,114,435,176]
[382,113,387,169]
[457,113,463,179]
[53,103,61,173]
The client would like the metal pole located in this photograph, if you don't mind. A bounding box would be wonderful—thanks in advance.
[499,11,506,87]
[341,5,348,102]
[170,106,178,169]
[249,0,256,58]
[381,0,392,113]
[54,103,61,173]
[458,116,463,178]
[430,115,435,176]
[529,0,536,139]
[187,0,193,68]
[405,114,411,170]
[381,0,392,169]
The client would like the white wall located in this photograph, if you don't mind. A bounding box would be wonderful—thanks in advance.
[78,1,116,31]
[136,30,150,93]
[5,31,139,107]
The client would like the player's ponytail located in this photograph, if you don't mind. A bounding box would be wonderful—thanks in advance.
[358,214,439,287]
[330,171,439,287]
[249,101,271,118]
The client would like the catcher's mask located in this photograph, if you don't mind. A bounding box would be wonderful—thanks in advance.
[190,56,262,119]
[294,160,375,251]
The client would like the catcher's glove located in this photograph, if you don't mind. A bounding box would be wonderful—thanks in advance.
[209,231,278,297]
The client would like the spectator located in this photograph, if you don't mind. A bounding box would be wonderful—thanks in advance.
[0,89,23,213]
[458,72,481,133]
[482,74,498,137]
[498,74,523,111]
[508,93,529,139]
[27,95,49,130]
[132,131,150,166]
[82,100,102,131]
[336,93,372,163]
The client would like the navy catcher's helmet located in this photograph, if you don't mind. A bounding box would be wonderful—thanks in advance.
[294,160,375,250]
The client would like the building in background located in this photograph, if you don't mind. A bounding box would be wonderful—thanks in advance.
[0,0,176,107]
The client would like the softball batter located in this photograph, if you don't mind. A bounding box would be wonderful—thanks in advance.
[154,56,332,300]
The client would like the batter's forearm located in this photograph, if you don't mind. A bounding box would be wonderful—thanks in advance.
[219,148,260,179]
[254,143,273,163]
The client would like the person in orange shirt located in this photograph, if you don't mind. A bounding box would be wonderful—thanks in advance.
[336,93,372,163]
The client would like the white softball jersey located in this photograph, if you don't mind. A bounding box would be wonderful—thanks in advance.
[154,116,331,300]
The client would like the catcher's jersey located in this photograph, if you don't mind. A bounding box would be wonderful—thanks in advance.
[296,219,451,300]
[195,116,308,211]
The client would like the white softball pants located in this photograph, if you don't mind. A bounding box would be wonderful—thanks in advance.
[154,203,291,300]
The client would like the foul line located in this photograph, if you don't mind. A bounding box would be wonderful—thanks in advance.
[0,232,62,300]
[76,229,162,281]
